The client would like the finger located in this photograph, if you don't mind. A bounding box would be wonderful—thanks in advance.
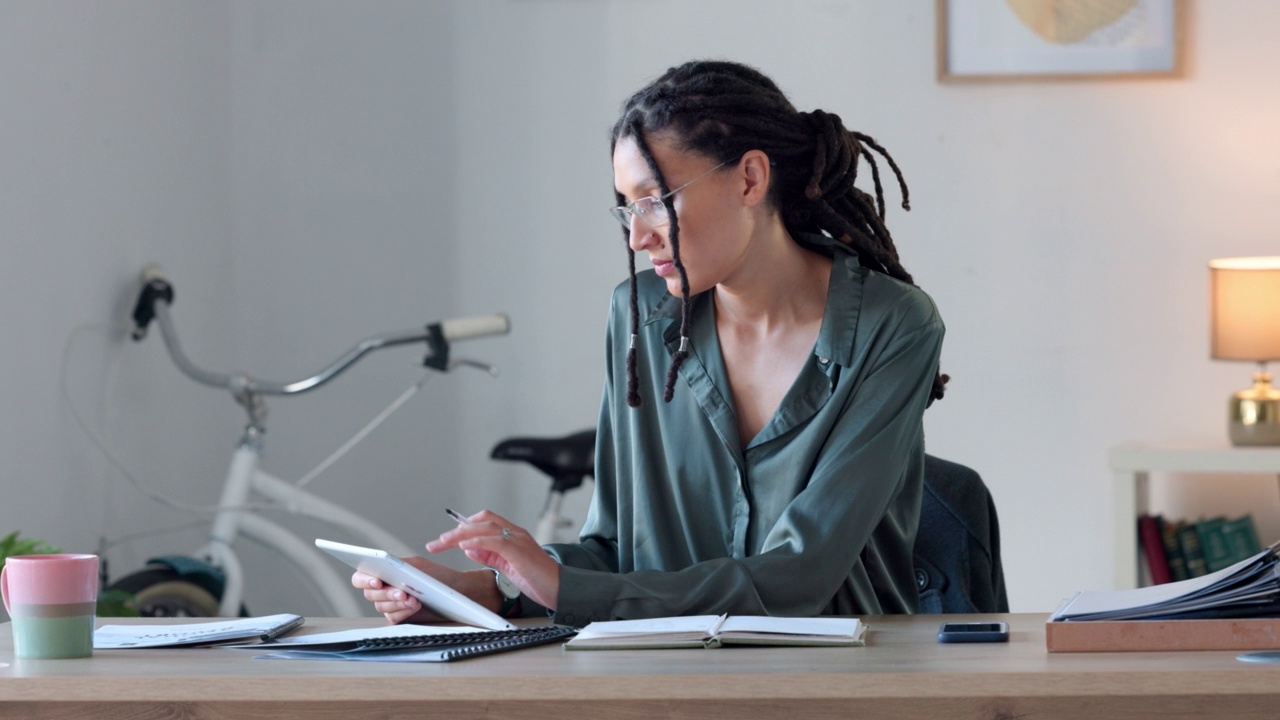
[374,595,420,615]
[427,522,494,553]
[430,515,528,552]
[457,534,532,574]
[352,571,383,590]
[382,607,418,624]
[362,586,410,603]
[428,528,493,554]
[470,509,522,532]
[469,508,506,521]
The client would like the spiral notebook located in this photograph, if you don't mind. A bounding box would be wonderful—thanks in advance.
[253,624,576,663]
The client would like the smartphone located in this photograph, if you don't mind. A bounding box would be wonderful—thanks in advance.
[936,621,1009,643]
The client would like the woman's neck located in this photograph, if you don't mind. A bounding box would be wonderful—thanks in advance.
[714,225,831,331]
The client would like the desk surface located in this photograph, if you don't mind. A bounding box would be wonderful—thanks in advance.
[3,613,1280,719]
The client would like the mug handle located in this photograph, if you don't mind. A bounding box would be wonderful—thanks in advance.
[1,564,9,614]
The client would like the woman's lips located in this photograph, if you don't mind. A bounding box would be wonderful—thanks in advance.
[652,259,675,276]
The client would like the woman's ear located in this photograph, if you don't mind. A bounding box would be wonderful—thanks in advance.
[738,150,771,208]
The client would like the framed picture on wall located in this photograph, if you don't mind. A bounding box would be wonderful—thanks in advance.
[937,0,1187,82]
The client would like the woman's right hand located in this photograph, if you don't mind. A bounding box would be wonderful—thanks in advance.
[351,556,463,625]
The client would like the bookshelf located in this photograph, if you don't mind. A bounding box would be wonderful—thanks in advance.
[1111,442,1280,589]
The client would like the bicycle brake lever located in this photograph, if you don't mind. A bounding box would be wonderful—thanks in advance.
[448,358,500,377]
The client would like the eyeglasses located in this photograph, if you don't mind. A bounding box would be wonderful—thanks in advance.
[609,160,732,230]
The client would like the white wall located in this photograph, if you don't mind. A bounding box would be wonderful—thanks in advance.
[0,1,241,594]
[5,1,1279,616]
[220,0,466,614]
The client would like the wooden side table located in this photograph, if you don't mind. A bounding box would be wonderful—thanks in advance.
[1110,442,1280,589]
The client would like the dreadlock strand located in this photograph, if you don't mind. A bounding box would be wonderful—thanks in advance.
[626,245,642,408]
[811,194,915,285]
[629,122,692,405]
[858,146,887,219]
[821,140,856,198]
[811,113,857,198]
[662,175,693,404]
[855,132,911,211]
[806,143,829,200]
[615,184,644,409]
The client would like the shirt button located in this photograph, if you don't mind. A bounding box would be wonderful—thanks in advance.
[818,357,829,364]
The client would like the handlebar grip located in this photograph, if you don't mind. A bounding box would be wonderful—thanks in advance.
[439,314,510,342]
[131,264,174,341]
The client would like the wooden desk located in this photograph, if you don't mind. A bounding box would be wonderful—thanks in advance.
[3,614,1280,719]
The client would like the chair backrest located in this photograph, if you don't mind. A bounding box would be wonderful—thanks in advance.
[913,455,1009,613]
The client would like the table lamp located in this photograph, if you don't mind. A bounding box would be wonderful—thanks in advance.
[1209,256,1280,446]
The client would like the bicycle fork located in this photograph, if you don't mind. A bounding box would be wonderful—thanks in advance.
[201,428,262,616]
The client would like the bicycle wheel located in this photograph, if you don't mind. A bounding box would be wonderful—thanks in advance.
[108,568,221,617]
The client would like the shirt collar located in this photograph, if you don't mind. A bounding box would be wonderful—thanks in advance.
[805,233,863,368]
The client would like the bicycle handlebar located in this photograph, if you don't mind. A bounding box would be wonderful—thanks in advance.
[130,265,510,397]
[439,314,510,342]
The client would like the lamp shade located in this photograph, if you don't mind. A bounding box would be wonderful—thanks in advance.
[1209,257,1280,362]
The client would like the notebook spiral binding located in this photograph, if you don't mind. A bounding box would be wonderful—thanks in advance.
[437,626,578,661]
[356,625,574,651]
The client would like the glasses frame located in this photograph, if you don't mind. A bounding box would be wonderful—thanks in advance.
[610,159,733,230]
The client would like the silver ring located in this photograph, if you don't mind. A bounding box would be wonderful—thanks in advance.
[501,527,512,541]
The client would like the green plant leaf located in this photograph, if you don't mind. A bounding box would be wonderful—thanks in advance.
[0,532,61,566]
[96,589,140,618]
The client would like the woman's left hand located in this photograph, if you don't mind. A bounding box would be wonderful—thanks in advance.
[428,510,560,610]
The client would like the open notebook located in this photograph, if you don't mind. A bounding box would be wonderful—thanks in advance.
[564,614,866,650]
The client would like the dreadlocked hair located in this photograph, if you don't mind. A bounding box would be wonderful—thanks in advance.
[612,60,948,407]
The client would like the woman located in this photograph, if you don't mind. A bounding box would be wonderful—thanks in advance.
[355,60,946,626]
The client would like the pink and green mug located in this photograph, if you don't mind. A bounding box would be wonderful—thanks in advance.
[1,554,98,659]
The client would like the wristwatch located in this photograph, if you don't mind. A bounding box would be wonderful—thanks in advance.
[490,569,521,617]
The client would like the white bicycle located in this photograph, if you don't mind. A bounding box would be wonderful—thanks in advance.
[104,267,511,617]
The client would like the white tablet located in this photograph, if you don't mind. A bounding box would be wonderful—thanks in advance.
[315,538,516,631]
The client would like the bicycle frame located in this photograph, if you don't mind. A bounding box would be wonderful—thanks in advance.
[203,434,418,616]
[127,267,509,617]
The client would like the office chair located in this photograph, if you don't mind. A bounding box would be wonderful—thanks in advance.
[913,454,1009,613]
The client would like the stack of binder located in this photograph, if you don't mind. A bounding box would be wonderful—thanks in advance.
[1047,545,1280,652]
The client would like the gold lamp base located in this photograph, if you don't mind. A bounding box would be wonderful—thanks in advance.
[1229,371,1280,446]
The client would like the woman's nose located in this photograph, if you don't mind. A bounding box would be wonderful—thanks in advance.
[627,215,661,252]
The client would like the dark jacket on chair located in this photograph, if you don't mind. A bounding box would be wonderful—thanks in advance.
[913,455,1009,613]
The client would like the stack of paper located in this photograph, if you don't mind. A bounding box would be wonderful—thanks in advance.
[94,614,304,648]
[1052,546,1280,622]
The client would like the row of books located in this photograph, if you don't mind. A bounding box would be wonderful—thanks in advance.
[1137,513,1263,586]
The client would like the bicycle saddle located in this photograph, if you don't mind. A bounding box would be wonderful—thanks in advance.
[490,428,595,492]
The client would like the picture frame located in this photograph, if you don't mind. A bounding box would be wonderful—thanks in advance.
[937,0,1187,82]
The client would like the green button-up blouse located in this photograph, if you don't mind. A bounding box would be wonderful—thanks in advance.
[546,233,944,626]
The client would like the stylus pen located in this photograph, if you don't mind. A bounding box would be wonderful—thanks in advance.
[445,507,471,526]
